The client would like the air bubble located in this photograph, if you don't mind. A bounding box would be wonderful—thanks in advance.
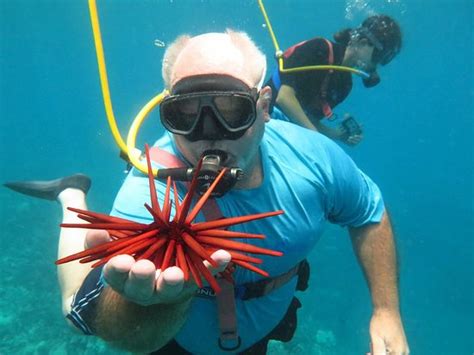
[154,39,165,47]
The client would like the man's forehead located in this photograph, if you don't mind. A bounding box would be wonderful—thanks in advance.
[170,33,254,88]
[171,74,251,94]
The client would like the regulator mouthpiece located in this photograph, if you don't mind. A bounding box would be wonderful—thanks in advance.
[155,150,243,197]
[197,150,243,197]
[362,71,380,88]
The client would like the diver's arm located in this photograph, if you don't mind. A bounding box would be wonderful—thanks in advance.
[275,84,318,130]
[87,233,230,353]
[313,120,346,141]
[314,120,363,146]
[276,85,352,142]
[94,285,192,352]
[349,211,409,354]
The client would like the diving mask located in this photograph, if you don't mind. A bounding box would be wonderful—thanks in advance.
[160,75,258,141]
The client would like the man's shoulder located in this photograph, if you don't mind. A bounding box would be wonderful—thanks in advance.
[266,119,335,144]
[264,120,343,164]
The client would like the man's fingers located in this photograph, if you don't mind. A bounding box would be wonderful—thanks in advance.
[155,266,185,302]
[104,250,230,305]
[204,249,231,275]
[103,254,135,292]
[123,259,156,302]
[84,229,111,249]
[155,250,229,303]
[371,337,386,355]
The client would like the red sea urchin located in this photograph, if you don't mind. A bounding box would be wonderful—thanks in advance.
[56,144,284,293]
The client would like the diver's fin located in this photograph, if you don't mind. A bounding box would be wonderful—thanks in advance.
[4,174,91,201]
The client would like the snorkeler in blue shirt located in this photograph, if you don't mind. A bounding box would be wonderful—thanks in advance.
[5,30,409,354]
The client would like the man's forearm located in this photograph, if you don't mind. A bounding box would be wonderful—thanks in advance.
[349,211,400,312]
[94,287,192,352]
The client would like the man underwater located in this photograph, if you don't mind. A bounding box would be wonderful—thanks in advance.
[5,30,409,354]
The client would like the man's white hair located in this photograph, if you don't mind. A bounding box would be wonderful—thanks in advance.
[162,29,267,90]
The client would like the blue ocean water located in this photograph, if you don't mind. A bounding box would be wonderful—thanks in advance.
[0,0,472,353]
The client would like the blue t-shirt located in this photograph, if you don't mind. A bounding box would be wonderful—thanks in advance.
[111,118,384,354]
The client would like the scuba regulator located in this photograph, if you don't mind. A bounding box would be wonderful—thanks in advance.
[155,150,243,197]
[362,71,380,88]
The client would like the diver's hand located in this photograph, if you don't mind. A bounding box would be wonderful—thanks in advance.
[367,309,409,355]
[338,113,363,146]
[345,133,363,146]
[85,230,231,306]
[338,125,363,146]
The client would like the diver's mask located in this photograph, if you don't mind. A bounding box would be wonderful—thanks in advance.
[352,26,398,66]
[156,149,243,197]
[160,75,258,141]
[351,26,399,88]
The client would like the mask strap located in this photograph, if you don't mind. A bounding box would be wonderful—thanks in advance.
[354,27,384,52]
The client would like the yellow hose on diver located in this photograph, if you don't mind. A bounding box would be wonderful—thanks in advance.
[257,0,369,78]
[88,0,128,154]
[126,91,169,175]
[88,0,167,175]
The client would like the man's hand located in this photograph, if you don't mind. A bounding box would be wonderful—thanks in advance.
[368,309,410,354]
[86,229,231,306]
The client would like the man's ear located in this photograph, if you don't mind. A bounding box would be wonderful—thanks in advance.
[257,86,272,122]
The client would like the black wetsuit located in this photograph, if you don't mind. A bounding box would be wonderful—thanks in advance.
[265,37,352,120]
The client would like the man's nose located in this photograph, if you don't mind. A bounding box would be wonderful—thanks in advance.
[200,107,222,140]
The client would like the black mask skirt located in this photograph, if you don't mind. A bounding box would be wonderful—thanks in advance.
[160,74,257,141]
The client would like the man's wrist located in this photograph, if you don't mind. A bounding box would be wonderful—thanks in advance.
[373,306,401,317]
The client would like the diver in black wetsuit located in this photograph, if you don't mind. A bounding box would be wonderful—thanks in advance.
[266,15,402,146]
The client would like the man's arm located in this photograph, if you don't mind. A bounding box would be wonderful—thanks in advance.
[94,281,192,353]
[65,230,230,353]
[349,211,409,354]
[349,211,399,310]
[91,249,230,353]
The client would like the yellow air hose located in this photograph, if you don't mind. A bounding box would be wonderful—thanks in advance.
[88,0,128,155]
[126,91,168,174]
[257,0,369,78]
[88,0,166,175]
